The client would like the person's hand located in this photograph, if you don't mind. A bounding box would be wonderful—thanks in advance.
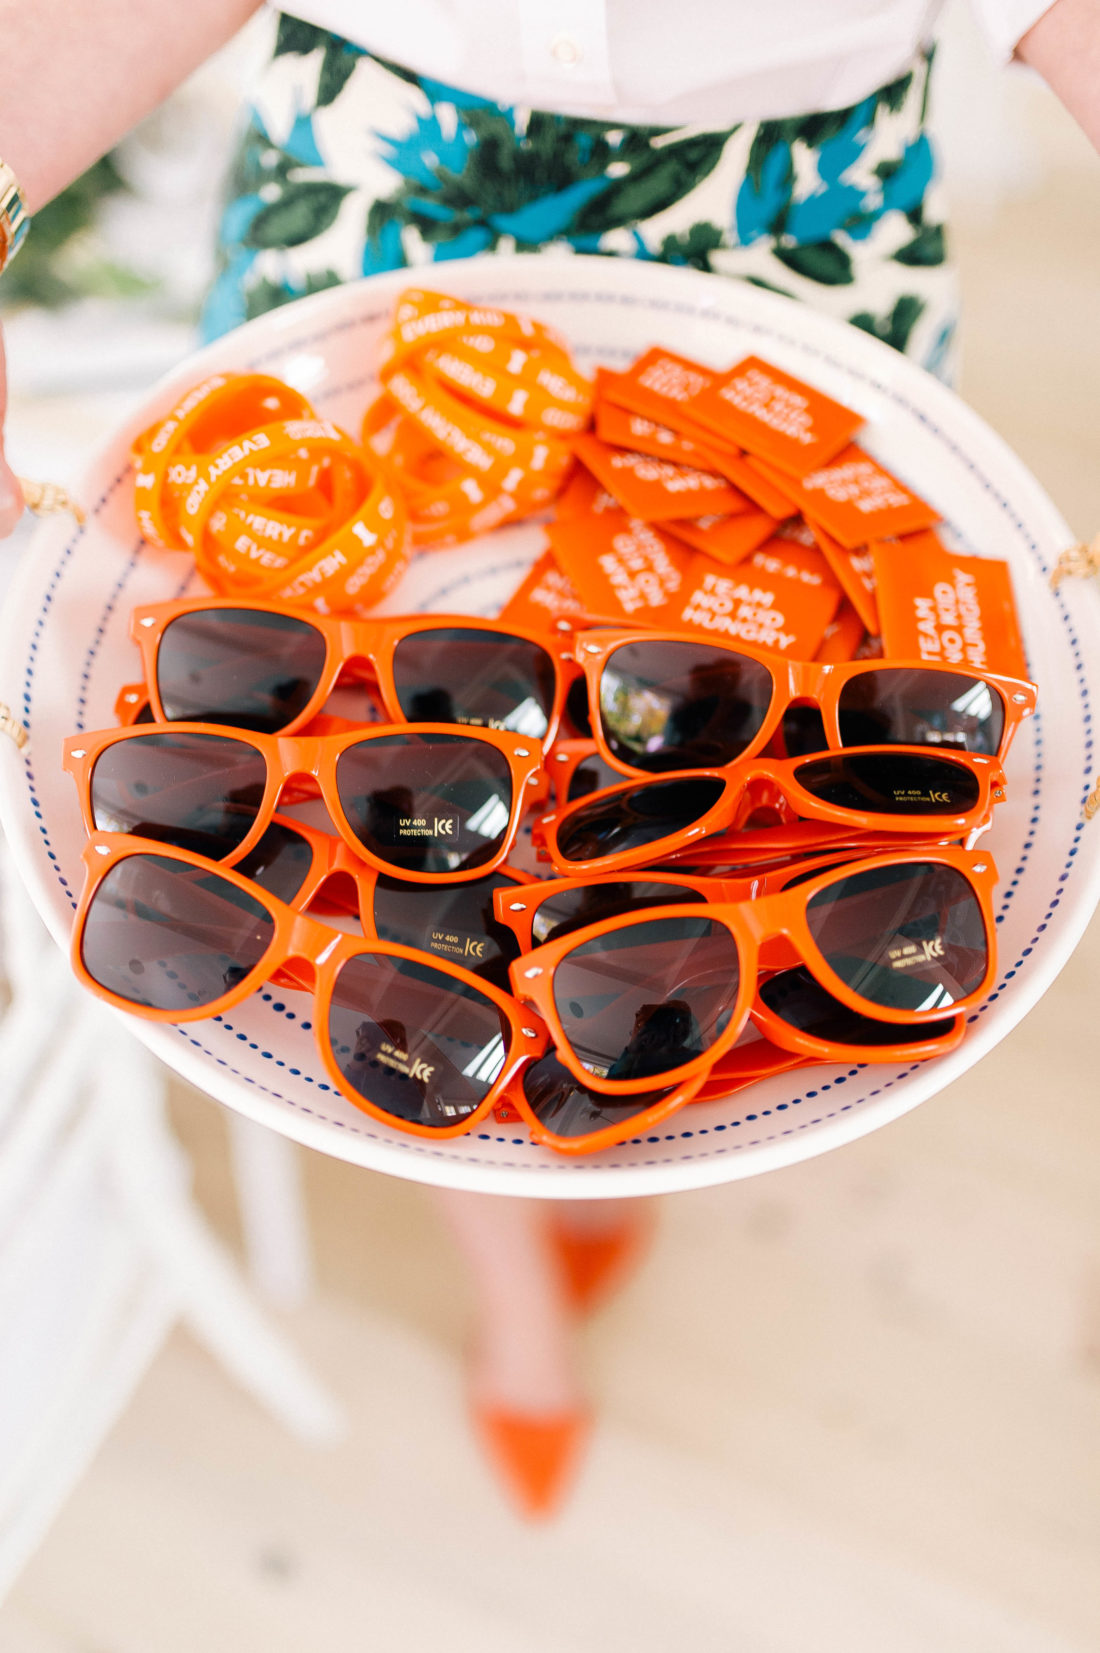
[0,322,24,536]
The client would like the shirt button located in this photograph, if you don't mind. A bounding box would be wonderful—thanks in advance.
[550,34,582,66]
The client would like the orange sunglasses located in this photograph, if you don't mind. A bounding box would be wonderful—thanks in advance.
[531,746,1005,877]
[491,868,967,1063]
[122,596,581,744]
[571,626,1036,777]
[507,846,997,1099]
[63,719,545,886]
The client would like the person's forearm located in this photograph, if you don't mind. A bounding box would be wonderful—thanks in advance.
[1016,0,1100,153]
[0,0,264,210]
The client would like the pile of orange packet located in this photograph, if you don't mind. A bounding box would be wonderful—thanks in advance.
[538,342,1028,679]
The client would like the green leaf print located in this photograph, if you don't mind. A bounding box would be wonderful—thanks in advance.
[244,181,353,248]
[876,71,914,114]
[849,294,926,354]
[244,268,344,321]
[894,224,946,266]
[773,239,854,285]
[274,16,331,56]
[658,221,725,270]
[318,36,360,106]
[572,132,732,235]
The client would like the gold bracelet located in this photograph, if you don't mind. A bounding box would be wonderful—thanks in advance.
[0,157,29,273]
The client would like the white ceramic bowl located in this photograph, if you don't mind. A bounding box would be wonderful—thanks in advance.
[2,255,1097,1199]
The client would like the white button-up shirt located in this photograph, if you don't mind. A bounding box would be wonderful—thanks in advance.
[274,0,1054,123]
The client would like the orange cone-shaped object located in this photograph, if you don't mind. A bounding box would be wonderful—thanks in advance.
[473,1405,589,1519]
[548,1209,652,1314]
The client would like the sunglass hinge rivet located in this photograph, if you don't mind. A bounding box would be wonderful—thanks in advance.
[94,844,110,855]
[973,863,987,873]
[522,1027,539,1038]
[553,752,569,763]
[514,747,530,757]
[583,643,601,655]
[124,693,139,704]
[526,773,540,786]
[508,902,526,911]
[523,966,543,978]
[138,617,155,628]
[70,748,86,759]
[1012,693,1028,703]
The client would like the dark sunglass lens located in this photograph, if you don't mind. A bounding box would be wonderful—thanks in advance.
[336,733,515,875]
[156,608,327,732]
[82,854,275,1011]
[530,880,706,946]
[90,732,266,857]
[837,668,1005,755]
[235,822,315,903]
[328,951,509,1128]
[522,1052,673,1139]
[758,966,955,1045]
[554,776,725,865]
[371,871,520,990]
[793,751,981,816]
[563,673,592,738]
[598,641,773,772]
[392,629,556,740]
[552,914,739,1082]
[564,749,620,803]
[780,704,829,756]
[805,860,988,1013]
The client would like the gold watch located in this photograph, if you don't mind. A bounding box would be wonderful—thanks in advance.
[0,158,29,273]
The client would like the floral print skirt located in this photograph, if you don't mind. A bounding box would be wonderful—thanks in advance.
[203,15,957,379]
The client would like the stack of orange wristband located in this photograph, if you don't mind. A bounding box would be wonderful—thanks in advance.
[131,372,409,614]
[361,288,592,549]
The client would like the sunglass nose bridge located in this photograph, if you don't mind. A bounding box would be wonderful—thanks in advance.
[274,734,329,780]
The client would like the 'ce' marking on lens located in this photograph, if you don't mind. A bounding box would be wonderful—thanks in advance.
[434,818,455,836]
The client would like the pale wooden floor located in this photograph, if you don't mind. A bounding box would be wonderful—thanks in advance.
[5,144,1100,1653]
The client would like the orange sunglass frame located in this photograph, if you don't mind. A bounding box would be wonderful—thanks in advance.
[531,745,1005,877]
[125,596,580,746]
[492,870,967,1065]
[63,719,546,886]
[542,736,975,872]
[508,845,997,1098]
[572,626,1037,777]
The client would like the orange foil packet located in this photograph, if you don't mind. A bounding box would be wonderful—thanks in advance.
[598,348,797,517]
[814,599,866,662]
[601,346,723,437]
[872,534,1029,679]
[661,539,841,657]
[752,444,940,549]
[807,518,879,633]
[553,464,622,521]
[665,508,780,566]
[548,511,687,625]
[497,549,589,635]
[573,433,748,521]
[686,355,863,475]
[595,401,721,471]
